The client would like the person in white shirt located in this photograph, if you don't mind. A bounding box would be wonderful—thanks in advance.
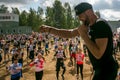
[6,58,22,80]
[54,45,66,80]
[29,53,45,80]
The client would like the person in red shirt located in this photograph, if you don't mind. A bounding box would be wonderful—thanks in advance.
[75,48,84,80]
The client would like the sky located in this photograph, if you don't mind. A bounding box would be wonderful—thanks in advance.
[0,0,120,21]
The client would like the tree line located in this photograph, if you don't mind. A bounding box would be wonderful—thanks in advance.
[0,0,100,32]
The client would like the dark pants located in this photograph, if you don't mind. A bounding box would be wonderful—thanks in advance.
[11,76,20,80]
[56,59,66,79]
[35,71,43,80]
[29,50,34,60]
[77,64,83,80]
[92,56,119,80]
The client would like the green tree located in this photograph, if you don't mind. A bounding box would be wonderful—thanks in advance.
[0,4,8,13]
[27,8,37,30]
[19,10,28,26]
[37,6,44,26]
[35,6,44,31]
[11,7,20,14]
[45,7,54,26]
[73,16,80,27]
[64,2,74,29]
[53,0,66,29]
[27,7,44,31]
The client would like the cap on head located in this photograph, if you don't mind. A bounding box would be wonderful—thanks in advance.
[74,2,92,16]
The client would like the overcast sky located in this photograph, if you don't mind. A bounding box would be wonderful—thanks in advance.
[0,0,120,21]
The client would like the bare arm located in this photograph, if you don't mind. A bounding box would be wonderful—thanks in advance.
[39,25,80,38]
[83,34,108,59]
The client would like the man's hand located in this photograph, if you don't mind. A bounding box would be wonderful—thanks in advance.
[78,25,89,39]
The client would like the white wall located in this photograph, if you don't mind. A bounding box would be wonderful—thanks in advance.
[0,13,19,22]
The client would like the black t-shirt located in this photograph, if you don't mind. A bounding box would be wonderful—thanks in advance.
[88,19,117,70]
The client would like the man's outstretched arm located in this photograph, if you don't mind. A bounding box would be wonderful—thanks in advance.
[39,25,80,38]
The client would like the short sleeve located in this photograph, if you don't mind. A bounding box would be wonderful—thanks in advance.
[94,21,110,39]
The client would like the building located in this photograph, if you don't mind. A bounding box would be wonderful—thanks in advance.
[0,13,32,34]
[108,21,120,32]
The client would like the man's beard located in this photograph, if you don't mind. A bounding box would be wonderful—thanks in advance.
[79,17,89,26]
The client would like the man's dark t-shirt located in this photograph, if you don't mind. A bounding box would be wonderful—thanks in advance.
[88,19,118,80]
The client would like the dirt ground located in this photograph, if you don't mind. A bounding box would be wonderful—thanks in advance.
[0,45,120,80]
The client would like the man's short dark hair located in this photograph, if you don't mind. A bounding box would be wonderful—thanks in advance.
[13,58,18,61]
[74,2,92,16]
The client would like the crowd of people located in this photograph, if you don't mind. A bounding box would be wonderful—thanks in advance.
[0,32,86,80]
[0,30,119,80]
